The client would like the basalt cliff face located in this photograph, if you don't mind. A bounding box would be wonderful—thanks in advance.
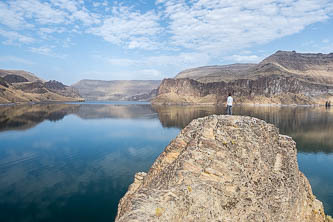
[116,115,329,222]
[0,69,83,104]
[153,51,333,105]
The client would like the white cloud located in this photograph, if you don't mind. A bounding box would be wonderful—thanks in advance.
[0,56,35,65]
[10,0,68,25]
[322,39,330,44]
[139,69,162,78]
[157,0,333,53]
[70,9,100,25]
[106,52,210,69]
[227,55,262,63]
[145,52,211,67]
[92,2,101,8]
[50,0,79,13]
[29,46,67,59]
[114,68,162,80]
[0,29,35,44]
[0,2,29,29]
[1,0,332,54]
[108,58,138,66]
[39,27,65,34]
[88,5,162,50]
[1,0,100,30]
[30,46,52,55]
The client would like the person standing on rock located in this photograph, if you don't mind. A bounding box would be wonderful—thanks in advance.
[226,93,233,115]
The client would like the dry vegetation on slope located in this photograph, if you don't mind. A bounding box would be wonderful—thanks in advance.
[0,69,83,104]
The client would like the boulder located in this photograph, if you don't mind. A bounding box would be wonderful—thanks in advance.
[116,115,328,222]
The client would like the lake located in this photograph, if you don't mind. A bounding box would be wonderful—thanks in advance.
[0,102,332,221]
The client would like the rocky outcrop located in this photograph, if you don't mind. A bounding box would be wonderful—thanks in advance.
[45,80,81,98]
[0,76,9,88]
[44,80,67,90]
[72,80,161,101]
[3,74,29,83]
[153,51,333,105]
[116,115,328,222]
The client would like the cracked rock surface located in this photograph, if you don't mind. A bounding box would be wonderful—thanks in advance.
[116,115,326,222]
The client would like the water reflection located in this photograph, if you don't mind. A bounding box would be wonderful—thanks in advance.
[0,103,332,221]
[2,104,333,153]
[0,104,79,132]
[153,105,333,153]
[0,109,179,222]
[0,104,158,132]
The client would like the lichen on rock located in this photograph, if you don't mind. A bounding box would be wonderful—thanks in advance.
[116,115,328,222]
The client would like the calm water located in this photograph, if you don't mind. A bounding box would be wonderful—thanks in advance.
[0,103,332,221]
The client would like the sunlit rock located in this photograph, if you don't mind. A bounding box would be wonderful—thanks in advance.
[116,115,328,222]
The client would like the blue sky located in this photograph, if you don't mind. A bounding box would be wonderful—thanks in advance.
[0,0,333,85]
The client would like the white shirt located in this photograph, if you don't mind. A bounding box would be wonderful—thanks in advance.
[227,96,233,106]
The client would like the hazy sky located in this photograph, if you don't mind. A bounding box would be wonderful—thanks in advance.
[0,0,333,85]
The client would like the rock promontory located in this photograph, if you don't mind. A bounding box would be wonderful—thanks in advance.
[116,115,329,222]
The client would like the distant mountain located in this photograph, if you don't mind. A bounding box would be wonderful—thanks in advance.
[153,51,333,105]
[255,50,333,84]
[72,80,161,101]
[0,69,83,104]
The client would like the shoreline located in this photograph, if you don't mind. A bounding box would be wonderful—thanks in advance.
[151,102,323,107]
[0,99,85,106]
[1,100,327,107]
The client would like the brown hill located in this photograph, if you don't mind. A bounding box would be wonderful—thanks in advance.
[153,51,333,105]
[0,69,83,104]
[255,51,333,84]
[0,69,42,82]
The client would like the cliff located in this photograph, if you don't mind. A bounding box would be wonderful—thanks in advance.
[154,76,333,105]
[0,69,83,104]
[72,79,161,101]
[116,115,329,221]
[153,51,333,105]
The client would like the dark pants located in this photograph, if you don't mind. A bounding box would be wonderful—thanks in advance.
[227,105,232,115]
